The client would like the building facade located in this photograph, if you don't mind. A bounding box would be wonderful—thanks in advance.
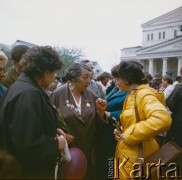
[120,6,182,78]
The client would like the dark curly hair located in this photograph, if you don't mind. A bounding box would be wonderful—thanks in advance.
[65,63,91,82]
[19,46,63,77]
[111,64,120,78]
[163,75,173,84]
[111,61,145,85]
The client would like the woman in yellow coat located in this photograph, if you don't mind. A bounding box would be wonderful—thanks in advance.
[113,61,172,179]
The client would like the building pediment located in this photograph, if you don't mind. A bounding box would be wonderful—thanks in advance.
[137,36,182,55]
[142,6,182,28]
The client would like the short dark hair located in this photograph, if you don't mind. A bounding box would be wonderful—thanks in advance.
[112,61,145,85]
[19,46,63,77]
[65,63,91,82]
[11,45,30,62]
[163,75,173,84]
[97,72,111,81]
[145,73,153,81]
[176,76,181,81]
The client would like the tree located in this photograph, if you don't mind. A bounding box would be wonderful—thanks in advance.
[55,46,84,76]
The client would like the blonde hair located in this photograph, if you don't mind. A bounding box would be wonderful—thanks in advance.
[0,52,8,65]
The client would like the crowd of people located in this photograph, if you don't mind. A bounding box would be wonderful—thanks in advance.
[0,44,182,179]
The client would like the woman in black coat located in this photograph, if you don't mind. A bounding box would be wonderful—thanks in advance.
[0,46,65,179]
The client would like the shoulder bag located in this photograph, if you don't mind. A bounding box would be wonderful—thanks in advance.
[134,92,182,177]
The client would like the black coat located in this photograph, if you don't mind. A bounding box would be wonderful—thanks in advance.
[0,73,59,179]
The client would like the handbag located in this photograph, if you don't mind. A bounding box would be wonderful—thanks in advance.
[134,93,182,177]
[145,141,182,175]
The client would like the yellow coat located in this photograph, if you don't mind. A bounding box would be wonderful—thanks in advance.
[115,84,172,179]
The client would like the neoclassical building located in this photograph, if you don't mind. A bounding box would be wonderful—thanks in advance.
[120,6,182,77]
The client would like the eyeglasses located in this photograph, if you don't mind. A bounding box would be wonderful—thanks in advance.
[114,78,119,82]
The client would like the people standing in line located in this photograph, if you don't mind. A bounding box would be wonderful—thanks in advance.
[51,62,107,179]
[2,44,29,88]
[113,61,171,179]
[96,65,128,180]
[81,59,105,99]
[0,46,66,179]
[0,52,8,100]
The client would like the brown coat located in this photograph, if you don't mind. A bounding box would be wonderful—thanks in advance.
[51,83,105,163]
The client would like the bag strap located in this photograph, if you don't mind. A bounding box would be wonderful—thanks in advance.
[134,92,144,164]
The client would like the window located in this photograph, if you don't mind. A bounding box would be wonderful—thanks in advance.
[174,30,177,37]
[159,32,161,40]
[147,34,150,41]
[151,33,153,41]
[163,32,165,39]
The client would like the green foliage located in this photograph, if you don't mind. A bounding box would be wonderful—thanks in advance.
[55,47,84,76]
[0,44,84,76]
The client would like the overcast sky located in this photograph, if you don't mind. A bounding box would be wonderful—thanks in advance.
[0,0,182,72]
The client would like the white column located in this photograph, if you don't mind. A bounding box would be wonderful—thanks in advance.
[177,56,182,76]
[162,57,168,76]
[148,59,153,76]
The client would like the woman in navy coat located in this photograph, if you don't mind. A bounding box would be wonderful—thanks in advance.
[96,71,128,179]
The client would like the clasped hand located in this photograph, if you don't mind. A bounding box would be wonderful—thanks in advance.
[114,126,123,141]
[96,98,107,111]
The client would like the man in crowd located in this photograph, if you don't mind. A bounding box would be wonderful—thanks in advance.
[150,72,162,91]
[3,44,29,87]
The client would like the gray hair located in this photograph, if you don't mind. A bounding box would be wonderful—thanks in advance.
[65,63,91,82]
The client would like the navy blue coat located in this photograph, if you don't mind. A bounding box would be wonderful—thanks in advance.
[96,86,128,179]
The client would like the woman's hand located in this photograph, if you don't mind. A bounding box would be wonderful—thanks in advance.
[65,133,74,144]
[57,128,65,137]
[96,98,107,118]
[113,127,123,141]
[96,98,107,111]
[57,135,66,151]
